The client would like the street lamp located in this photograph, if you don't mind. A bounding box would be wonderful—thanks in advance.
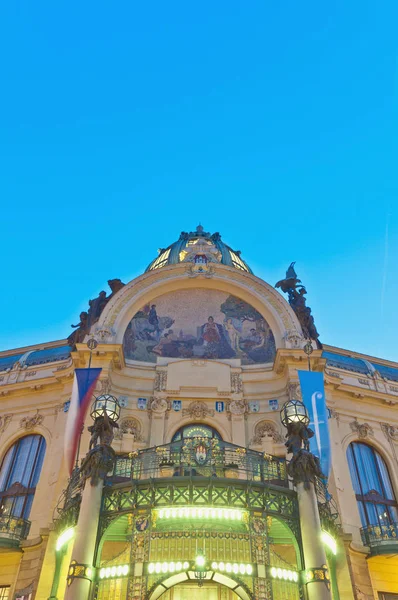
[194,550,208,587]
[90,394,121,423]
[280,399,310,428]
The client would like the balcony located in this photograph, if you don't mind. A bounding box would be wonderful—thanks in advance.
[361,523,398,555]
[0,514,30,546]
[110,439,288,487]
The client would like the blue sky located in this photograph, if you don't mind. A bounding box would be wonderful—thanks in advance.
[1,1,397,361]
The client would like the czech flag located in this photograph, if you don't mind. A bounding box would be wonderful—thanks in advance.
[64,368,102,475]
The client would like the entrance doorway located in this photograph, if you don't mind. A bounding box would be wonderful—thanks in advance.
[158,582,240,599]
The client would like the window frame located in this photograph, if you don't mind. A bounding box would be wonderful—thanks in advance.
[0,586,10,600]
[171,423,222,442]
[347,441,398,528]
[0,435,46,520]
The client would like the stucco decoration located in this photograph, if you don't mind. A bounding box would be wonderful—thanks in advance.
[380,422,398,442]
[252,421,284,445]
[350,419,374,439]
[0,414,12,434]
[20,412,43,430]
[114,417,143,441]
[182,401,215,420]
[150,397,168,414]
[123,289,276,365]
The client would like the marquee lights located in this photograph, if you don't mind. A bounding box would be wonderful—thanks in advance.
[321,530,337,556]
[56,527,74,551]
[270,567,299,582]
[99,565,129,579]
[211,562,253,576]
[146,561,253,576]
[157,507,243,521]
[147,561,190,574]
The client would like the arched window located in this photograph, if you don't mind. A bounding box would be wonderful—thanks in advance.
[172,424,222,442]
[347,442,398,527]
[0,435,46,520]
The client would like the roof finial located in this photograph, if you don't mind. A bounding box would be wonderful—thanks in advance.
[196,223,204,235]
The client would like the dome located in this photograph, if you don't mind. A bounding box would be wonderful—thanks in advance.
[145,225,253,274]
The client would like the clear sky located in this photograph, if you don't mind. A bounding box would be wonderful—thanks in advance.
[1,1,397,361]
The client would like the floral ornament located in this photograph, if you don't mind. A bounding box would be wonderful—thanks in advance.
[129,450,139,459]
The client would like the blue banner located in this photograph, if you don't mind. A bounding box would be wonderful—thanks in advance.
[297,370,331,478]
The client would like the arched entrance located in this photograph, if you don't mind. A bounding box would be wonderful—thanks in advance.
[147,571,252,600]
[156,582,240,599]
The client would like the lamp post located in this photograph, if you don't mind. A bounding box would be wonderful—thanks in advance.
[281,399,332,600]
[65,393,120,600]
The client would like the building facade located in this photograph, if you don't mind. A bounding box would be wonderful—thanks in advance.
[0,225,397,600]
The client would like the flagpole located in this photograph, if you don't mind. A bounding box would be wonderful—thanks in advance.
[74,338,98,469]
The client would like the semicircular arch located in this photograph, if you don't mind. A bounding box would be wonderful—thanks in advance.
[147,572,253,600]
[95,264,303,352]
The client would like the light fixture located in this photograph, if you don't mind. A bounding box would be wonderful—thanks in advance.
[280,399,310,427]
[56,527,75,552]
[321,530,337,556]
[147,561,188,575]
[270,566,298,582]
[99,564,129,579]
[211,562,253,576]
[157,507,243,521]
[90,394,121,422]
[194,550,208,587]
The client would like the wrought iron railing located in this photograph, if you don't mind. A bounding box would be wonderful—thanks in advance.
[109,439,288,487]
[361,522,398,552]
[0,514,30,542]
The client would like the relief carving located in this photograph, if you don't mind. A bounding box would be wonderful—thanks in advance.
[20,412,43,430]
[228,398,248,416]
[380,422,398,442]
[182,401,214,420]
[231,373,243,394]
[0,414,12,434]
[350,419,374,439]
[114,417,143,442]
[287,382,302,401]
[154,370,167,392]
[252,421,284,445]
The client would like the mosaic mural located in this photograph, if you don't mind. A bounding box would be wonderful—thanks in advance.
[123,290,276,365]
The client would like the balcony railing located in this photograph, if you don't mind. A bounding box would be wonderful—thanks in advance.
[109,439,288,487]
[361,522,398,554]
[0,514,30,544]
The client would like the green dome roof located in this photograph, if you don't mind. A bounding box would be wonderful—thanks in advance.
[145,225,253,274]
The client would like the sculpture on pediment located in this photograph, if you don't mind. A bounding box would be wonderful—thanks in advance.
[67,312,89,347]
[276,263,322,348]
[68,279,125,347]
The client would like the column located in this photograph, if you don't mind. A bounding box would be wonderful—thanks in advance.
[296,479,332,600]
[64,445,115,600]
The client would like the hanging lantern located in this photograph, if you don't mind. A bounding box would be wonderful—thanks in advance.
[280,399,309,428]
[90,394,121,422]
[194,550,208,587]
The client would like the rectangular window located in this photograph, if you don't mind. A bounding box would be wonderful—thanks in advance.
[0,587,10,600]
[378,593,398,600]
